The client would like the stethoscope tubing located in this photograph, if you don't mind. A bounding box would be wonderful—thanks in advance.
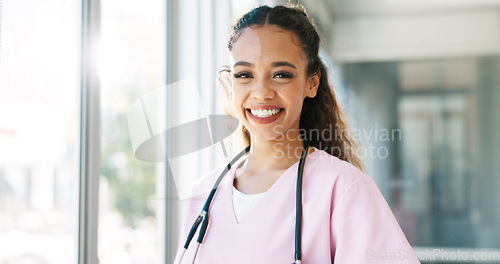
[177,146,250,264]
[178,144,309,264]
[295,144,309,263]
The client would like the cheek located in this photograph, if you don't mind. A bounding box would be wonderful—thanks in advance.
[230,85,246,102]
[285,85,307,103]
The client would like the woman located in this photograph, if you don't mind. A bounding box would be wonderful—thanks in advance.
[175,4,420,264]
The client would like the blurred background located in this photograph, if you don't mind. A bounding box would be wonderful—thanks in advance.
[0,0,499,263]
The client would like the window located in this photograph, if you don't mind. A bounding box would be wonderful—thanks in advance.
[0,0,81,263]
[97,0,165,263]
[341,56,500,262]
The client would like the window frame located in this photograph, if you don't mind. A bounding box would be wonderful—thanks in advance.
[78,0,101,263]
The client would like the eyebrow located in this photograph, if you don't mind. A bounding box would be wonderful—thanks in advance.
[233,61,297,69]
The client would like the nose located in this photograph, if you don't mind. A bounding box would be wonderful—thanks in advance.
[250,78,275,100]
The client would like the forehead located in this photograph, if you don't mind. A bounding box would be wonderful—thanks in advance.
[230,25,306,66]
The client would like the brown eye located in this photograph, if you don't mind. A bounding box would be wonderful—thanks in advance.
[233,72,252,78]
[273,71,294,79]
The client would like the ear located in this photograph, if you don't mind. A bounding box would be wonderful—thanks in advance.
[305,70,321,98]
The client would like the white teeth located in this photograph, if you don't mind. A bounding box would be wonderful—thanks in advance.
[250,108,282,118]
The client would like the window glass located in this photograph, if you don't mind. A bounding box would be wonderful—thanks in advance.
[0,0,81,263]
[396,57,500,248]
[342,57,500,260]
[97,0,165,263]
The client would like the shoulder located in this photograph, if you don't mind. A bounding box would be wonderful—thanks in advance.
[305,148,367,193]
[184,165,227,201]
[303,148,385,212]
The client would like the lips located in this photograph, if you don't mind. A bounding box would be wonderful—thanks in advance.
[246,106,285,124]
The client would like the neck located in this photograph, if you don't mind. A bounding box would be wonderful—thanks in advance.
[245,136,306,173]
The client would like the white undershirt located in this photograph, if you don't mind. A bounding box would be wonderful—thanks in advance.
[232,157,265,223]
[232,186,265,223]
[231,147,317,223]
[233,147,318,223]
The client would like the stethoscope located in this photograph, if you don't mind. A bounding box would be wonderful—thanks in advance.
[177,143,310,264]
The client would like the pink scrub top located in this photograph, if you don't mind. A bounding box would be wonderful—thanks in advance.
[175,149,421,264]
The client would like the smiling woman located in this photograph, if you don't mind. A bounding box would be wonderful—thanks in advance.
[174,4,421,264]
[230,25,318,141]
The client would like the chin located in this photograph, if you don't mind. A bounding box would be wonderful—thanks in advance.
[248,129,288,144]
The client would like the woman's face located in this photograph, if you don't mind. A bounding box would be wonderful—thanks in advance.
[230,25,319,143]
